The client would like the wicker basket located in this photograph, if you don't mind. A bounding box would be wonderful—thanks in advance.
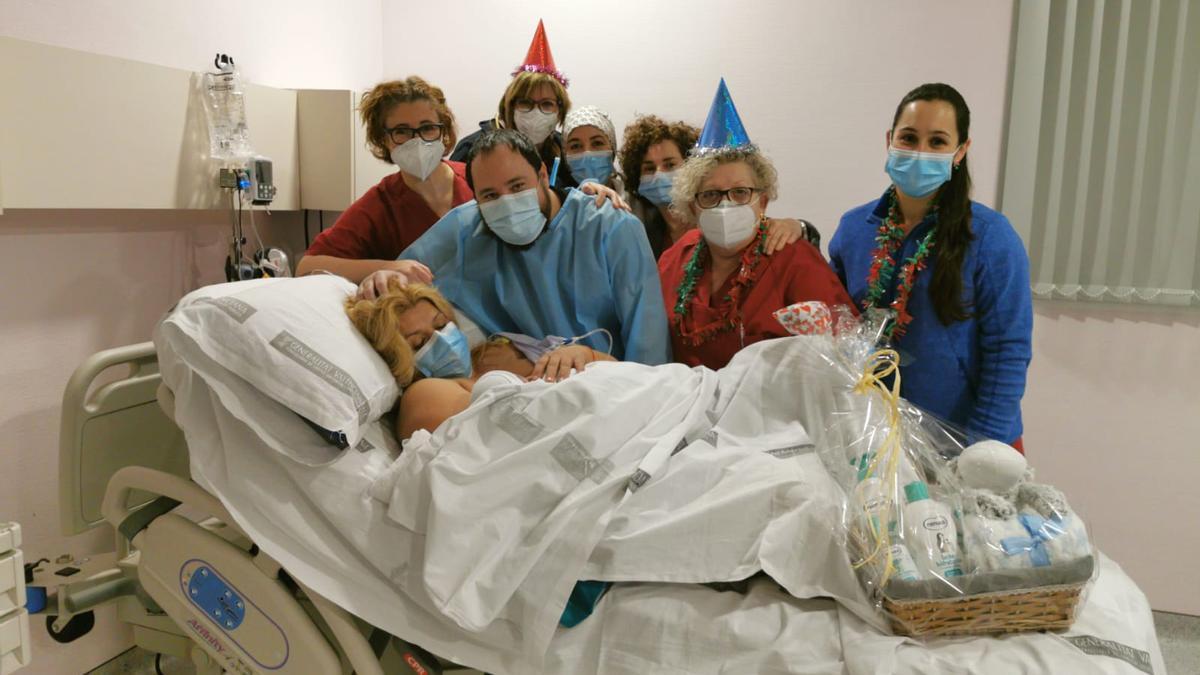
[883,581,1087,637]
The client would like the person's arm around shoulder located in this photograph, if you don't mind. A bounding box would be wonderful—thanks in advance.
[966,209,1034,443]
[604,210,672,365]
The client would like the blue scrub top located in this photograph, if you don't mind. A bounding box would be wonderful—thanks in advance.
[829,191,1033,444]
[400,189,672,365]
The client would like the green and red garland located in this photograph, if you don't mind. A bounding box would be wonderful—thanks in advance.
[673,219,769,346]
[863,188,937,341]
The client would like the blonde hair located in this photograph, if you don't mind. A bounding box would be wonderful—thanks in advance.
[496,71,571,131]
[668,150,780,225]
[359,76,458,163]
[344,281,456,387]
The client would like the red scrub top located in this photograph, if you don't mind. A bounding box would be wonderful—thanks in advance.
[658,229,855,370]
[305,161,473,259]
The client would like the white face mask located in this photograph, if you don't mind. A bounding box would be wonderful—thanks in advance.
[390,137,444,181]
[698,202,759,250]
[514,109,558,145]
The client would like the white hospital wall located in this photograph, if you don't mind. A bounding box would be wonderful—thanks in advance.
[0,0,383,90]
[382,0,1200,615]
[381,0,1014,241]
[0,2,383,672]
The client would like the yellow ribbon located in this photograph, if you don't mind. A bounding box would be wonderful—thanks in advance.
[849,349,906,589]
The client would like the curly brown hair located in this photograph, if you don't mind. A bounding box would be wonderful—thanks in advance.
[360,76,458,163]
[619,115,699,198]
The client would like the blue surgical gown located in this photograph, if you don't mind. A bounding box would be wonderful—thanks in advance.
[399,189,672,365]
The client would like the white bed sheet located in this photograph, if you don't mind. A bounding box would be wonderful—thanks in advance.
[155,331,1167,675]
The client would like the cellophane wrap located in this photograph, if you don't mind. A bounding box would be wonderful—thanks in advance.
[806,306,1095,633]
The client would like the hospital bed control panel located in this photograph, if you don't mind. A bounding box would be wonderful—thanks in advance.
[0,523,30,674]
[188,566,246,631]
[179,559,288,672]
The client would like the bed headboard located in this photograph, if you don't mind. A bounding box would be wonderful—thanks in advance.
[58,342,189,536]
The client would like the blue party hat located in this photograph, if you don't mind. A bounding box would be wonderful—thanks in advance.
[694,78,756,156]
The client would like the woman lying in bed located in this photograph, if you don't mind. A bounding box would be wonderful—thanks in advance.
[345,279,616,439]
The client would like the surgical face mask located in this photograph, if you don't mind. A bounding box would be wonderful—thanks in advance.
[698,202,759,250]
[885,147,958,198]
[566,150,614,185]
[390,137,444,181]
[414,322,472,378]
[639,170,676,206]
[514,109,558,145]
[478,188,547,245]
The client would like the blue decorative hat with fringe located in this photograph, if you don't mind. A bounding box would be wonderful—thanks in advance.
[693,78,756,156]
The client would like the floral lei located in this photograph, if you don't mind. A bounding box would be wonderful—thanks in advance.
[673,220,769,346]
[863,188,937,341]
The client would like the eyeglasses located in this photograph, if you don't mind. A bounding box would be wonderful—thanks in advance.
[694,187,760,210]
[513,98,559,114]
[386,123,444,145]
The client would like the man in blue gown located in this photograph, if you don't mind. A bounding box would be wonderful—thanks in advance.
[387,128,670,365]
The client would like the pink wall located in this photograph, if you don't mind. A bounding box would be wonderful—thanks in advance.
[0,209,308,673]
[1024,303,1200,615]
[0,4,382,672]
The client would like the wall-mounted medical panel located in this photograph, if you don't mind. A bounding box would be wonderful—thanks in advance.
[0,36,298,210]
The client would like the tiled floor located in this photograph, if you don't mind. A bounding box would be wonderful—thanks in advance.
[90,612,1199,674]
[1154,610,1200,675]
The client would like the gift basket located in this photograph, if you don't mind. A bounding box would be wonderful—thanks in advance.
[775,302,1096,638]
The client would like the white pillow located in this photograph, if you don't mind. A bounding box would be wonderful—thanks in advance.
[157,275,399,451]
[450,304,487,349]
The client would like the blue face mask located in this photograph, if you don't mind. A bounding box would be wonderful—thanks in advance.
[885,147,958,198]
[638,170,676,206]
[478,188,547,246]
[566,151,615,185]
[414,322,472,378]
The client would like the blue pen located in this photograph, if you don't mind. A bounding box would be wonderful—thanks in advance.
[550,156,560,187]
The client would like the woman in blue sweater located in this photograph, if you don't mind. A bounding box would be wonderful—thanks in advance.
[829,83,1032,451]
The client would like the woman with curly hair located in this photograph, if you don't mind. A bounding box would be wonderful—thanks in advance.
[620,115,700,258]
[658,80,852,369]
[297,76,472,288]
[622,115,820,260]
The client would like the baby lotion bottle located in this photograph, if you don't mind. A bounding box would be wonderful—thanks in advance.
[853,460,923,582]
[903,481,964,580]
[886,521,922,582]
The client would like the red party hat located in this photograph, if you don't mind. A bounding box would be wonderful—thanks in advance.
[512,19,568,87]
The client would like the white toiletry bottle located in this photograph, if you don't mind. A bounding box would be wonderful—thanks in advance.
[887,521,922,582]
[902,481,964,580]
[854,457,922,582]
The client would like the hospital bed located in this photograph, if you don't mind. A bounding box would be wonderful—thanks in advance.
[52,342,444,674]
[49,339,1169,675]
